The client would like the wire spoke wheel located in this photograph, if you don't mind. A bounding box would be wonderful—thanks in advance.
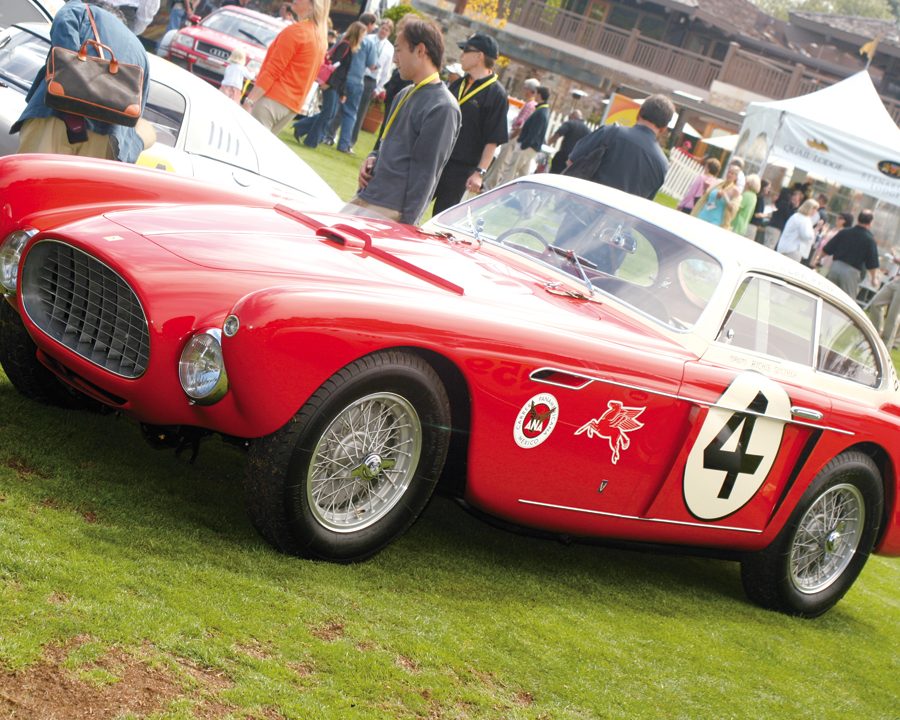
[741,451,882,616]
[789,482,864,594]
[307,392,422,532]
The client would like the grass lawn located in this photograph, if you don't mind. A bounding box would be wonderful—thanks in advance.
[0,367,898,719]
[0,134,898,719]
[279,127,378,204]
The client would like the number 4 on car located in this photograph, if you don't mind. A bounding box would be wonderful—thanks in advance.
[0,156,897,618]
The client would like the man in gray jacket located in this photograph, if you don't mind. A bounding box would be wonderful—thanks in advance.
[344,16,460,225]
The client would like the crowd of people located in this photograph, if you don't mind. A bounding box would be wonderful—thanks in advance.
[10,0,899,349]
[676,160,898,347]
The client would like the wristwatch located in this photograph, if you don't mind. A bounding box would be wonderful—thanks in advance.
[476,168,487,177]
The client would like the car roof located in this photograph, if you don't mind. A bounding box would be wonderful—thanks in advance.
[0,0,62,26]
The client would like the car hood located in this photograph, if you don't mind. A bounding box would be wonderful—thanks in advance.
[102,204,685,351]
[106,205,546,292]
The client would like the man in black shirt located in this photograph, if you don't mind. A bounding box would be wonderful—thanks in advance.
[765,185,803,249]
[506,85,550,180]
[823,209,880,300]
[432,32,508,214]
[565,93,674,200]
[549,109,589,174]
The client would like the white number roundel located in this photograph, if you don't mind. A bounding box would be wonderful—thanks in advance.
[684,373,791,521]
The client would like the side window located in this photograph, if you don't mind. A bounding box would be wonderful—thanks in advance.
[717,276,816,365]
[817,303,880,387]
[143,81,186,149]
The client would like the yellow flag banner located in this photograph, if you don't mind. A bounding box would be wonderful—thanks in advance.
[859,37,879,59]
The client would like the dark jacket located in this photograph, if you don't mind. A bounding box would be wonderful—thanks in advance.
[325,40,352,95]
[518,103,549,152]
[568,123,667,200]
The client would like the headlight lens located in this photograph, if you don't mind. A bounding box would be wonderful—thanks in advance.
[0,228,37,294]
[173,32,195,49]
[178,329,228,404]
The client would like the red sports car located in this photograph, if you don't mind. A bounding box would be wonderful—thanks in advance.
[165,5,284,87]
[1,155,898,617]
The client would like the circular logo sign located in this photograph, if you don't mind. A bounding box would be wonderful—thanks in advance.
[877,160,900,179]
[513,393,559,449]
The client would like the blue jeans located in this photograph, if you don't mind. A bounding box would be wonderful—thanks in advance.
[301,88,341,148]
[336,82,362,152]
[157,4,186,52]
[166,3,186,33]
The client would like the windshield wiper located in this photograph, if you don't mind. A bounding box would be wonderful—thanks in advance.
[239,29,265,45]
[548,245,595,295]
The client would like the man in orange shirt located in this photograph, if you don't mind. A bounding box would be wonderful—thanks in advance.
[242,0,329,134]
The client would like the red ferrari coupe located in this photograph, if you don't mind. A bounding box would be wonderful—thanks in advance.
[1,155,898,617]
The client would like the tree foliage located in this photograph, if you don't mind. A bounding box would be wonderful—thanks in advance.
[462,0,511,27]
[752,0,895,21]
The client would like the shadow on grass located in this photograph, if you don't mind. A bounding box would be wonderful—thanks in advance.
[1,384,746,617]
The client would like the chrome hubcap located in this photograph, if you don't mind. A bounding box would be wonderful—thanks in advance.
[307,392,422,533]
[789,483,864,594]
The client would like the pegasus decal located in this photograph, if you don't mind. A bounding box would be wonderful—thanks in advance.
[575,400,645,464]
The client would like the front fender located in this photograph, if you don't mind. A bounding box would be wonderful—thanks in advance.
[223,286,441,436]
[0,154,266,237]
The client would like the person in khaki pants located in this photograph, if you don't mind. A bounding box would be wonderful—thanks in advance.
[866,254,900,349]
[12,0,153,163]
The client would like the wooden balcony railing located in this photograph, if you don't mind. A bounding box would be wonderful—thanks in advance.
[500,0,900,122]
[504,0,722,89]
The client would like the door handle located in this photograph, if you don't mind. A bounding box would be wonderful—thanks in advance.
[791,406,823,421]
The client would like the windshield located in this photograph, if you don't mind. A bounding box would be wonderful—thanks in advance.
[435,182,723,330]
[202,11,280,46]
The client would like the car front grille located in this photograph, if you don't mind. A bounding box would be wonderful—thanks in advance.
[21,241,149,378]
[196,41,230,60]
[192,65,225,84]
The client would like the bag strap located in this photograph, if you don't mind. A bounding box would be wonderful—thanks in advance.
[77,39,120,71]
[327,40,349,63]
[85,5,105,60]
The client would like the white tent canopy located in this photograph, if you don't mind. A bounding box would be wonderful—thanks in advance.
[703,133,738,152]
[735,72,900,204]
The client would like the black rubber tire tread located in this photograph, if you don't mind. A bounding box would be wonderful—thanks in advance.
[0,299,85,407]
[740,451,882,617]
[244,350,451,562]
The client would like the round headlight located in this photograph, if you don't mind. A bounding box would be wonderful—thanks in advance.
[173,32,196,49]
[0,228,38,294]
[178,329,228,404]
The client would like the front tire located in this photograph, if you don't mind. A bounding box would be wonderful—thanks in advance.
[0,298,90,408]
[741,451,883,617]
[245,351,452,562]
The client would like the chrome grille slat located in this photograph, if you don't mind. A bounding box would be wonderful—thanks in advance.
[22,241,149,378]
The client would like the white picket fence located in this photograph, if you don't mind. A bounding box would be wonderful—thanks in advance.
[660,150,703,201]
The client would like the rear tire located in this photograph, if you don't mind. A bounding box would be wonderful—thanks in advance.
[741,451,882,617]
[244,350,451,562]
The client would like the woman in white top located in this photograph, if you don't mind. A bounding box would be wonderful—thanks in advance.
[776,198,819,263]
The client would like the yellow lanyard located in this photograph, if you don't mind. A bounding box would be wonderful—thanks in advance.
[534,103,548,111]
[456,73,497,106]
[381,72,440,140]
